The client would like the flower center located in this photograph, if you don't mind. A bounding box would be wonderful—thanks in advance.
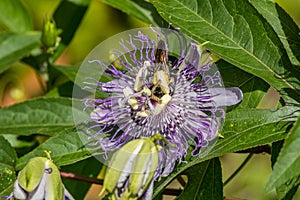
[123,61,173,117]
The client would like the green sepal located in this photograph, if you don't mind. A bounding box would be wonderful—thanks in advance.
[103,139,144,193]
[16,157,64,199]
[129,139,159,196]
[18,157,48,192]
[44,159,64,200]
[102,137,161,199]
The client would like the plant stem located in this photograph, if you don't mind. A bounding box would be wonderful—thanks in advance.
[60,171,103,185]
[223,153,253,186]
[60,171,183,196]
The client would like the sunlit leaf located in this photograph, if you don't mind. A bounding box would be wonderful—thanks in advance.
[0,97,87,135]
[150,0,300,103]
[153,106,299,197]
[271,141,299,199]
[16,128,92,170]
[276,176,300,200]
[249,0,300,66]
[265,116,300,192]
[177,158,223,200]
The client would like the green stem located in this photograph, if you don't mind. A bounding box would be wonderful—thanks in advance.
[60,171,183,196]
[223,153,253,186]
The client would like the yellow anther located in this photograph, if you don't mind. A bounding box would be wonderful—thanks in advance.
[142,87,151,96]
[128,98,139,110]
[136,110,151,118]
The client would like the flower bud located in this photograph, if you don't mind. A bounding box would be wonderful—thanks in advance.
[102,138,161,199]
[41,18,61,52]
[7,156,74,200]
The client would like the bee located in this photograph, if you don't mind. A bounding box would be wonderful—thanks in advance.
[129,39,173,117]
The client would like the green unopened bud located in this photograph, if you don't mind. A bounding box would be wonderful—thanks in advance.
[41,18,61,52]
[101,137,161,199]
[12,153,74,200]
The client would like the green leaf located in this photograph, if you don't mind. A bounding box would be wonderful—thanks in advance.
[0,136,17,196]
[270,141,299,199]
[0,0,33,32]
[0,32,40,74]
[205,107,298,159]
[101,0,165,26]
[45,88,61,97]
[271,140,284,168]
[177,158,223,200]
[265,116,300,192]
[249,0,300,66]
[276,176,300,200]
[2,134,37,150]
[61,157,102,199]
[52,0,91,61]
[54,0,91,45]
[0,97,88,135]
[153,106,299,197]
[53,65,79,83]
[16,129,93,170]
[149,0,300,102]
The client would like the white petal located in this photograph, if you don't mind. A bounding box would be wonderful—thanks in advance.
[64,187,75,200]
[13,180,27,200]
[27,173,47,200]
[205,87,243,107]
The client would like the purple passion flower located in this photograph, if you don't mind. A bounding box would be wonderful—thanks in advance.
[81,28,242,177]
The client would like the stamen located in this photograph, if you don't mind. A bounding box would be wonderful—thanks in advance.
[153,94,172,115]
[128,98,139,110]
[137,110,151,117]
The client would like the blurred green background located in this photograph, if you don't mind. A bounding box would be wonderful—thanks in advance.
[1,0,300,199]
[22,0,147,65]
